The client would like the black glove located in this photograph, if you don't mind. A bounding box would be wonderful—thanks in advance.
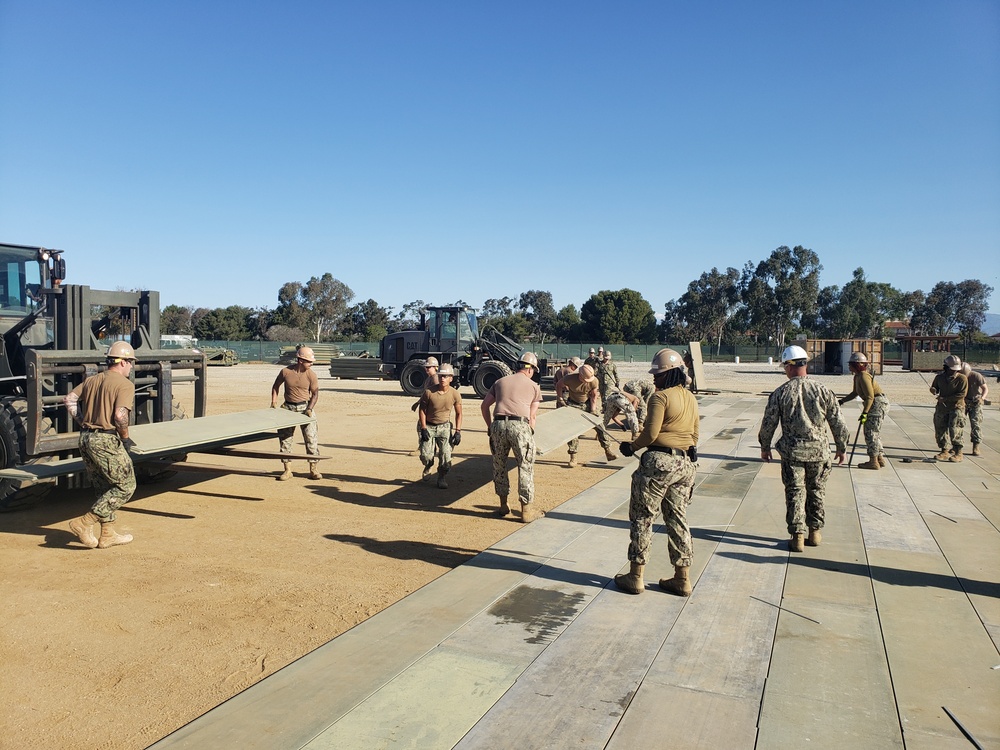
[122,437,137,452]
[449,430,462,446]
[859,413,867,424]
[838,397,847,405]
[687,446,698,463]
[619,441,634,458]
[420,428,430,442]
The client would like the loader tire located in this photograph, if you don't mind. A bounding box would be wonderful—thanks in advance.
[0,398,56,512]
[473,362,513,399]
[399,360,429,397]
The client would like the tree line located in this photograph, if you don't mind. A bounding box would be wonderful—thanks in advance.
[160,245,994,348]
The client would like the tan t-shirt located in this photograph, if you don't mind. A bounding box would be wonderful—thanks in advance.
[633,386,699,451]
[488,373,541,418]
[273,365,319,405]
[420,387,461,424]
[71,370,135,430]
[562,372,597,405]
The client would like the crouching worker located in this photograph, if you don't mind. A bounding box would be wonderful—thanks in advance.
[418,362,463,489]
[614,349,700,596]
[65,341,138,549]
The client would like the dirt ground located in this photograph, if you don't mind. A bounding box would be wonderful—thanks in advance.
[0,359,973,749]
[0,364,616,750]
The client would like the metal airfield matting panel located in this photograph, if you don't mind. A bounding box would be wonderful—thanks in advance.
[150,393,1000,750]
[531,405,604,456]
[0,409,315,482]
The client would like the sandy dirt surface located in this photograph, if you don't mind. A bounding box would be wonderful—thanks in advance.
[1,364,618,750]
[0,360,967,749]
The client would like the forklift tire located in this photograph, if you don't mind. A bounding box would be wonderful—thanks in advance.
[0,399,56,512]
[473,361,513,399]
[399,360,429,397]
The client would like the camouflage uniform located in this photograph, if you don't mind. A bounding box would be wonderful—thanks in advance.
[965,370,987,448]
[759,377,849,535]
[841,369,889,460]
[565,398,613,455]
[490,420,535,504]
[278,402,319,456]
[419,422,454,474]
[80,431,137,522]
[623,379,655,426]
[628,450,697,566]
[931,370,968,453]
[597,360,620,402]
[603,390,640,438]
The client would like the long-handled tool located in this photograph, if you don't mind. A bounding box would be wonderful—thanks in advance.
[847,420,863,467]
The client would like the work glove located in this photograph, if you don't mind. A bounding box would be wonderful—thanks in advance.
[858,413,867,424]
[838,397,847,405]
[122,437,137,452]
[420,428,430,442]
[449,430,462,447]
[619,441,634,458]
[687,446,698,463]
[304,409,313,418]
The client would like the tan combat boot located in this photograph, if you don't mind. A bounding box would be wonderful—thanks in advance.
[496,496,511,517]
[278,464,293,481]
[877,454,887,467]
[308,463,322,480]
[934,450,951,461]
[613,562,645,595]
[857,457,879,469]
[97,523,133,549]
[520,501,542,524]
[806,528,822,547]
[68,512,101,549]
[789,533,805,553]
[568,454,578,468]
[971,443,980,456]
[421,462,434,481]
[659,565,692,597]
[604,448,617,461]
[948,450,964,463]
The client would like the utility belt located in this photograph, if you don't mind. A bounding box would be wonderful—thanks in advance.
[82,427,117,435]
[493,415,529,422]
[643,445,688,458]
[285,401,308,408]
[427,421,451,427]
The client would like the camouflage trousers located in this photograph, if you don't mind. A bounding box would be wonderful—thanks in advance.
[603,392,639,438]
[933,404,965,452]
[863,395,889,457]
[278,402,319,463]
[565,400,611,454]
[419,422,453,474]
[966,400,983,446]
[80,432,136,522]
[490,419,535,504]
[628,450,697,567]
[780,457,831,534]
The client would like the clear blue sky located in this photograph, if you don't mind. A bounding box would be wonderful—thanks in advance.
[1,1,997,316]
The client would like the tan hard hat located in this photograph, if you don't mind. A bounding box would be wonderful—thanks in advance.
[579,364,596,381]
[519,351,539,369]
[944,354,962,370]
[568,356,582,368]
[648,348,683,374]
[438,362,455,376]
[297,346,316,362]
[107,341,136,361]
[849,351,868,364]
[424,356,439,368]
[961,363,972,376]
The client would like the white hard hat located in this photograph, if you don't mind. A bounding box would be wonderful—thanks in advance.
[519,351,539,369]
[944,354,961,371]
[438,362,455,376]
[781,345,809,364]
[424,356,439,368]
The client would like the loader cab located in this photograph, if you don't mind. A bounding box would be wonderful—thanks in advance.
[426,306,477,356]
[0,244,59,367]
